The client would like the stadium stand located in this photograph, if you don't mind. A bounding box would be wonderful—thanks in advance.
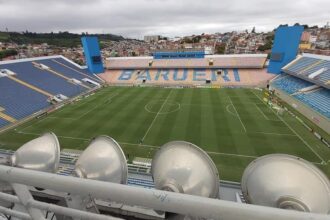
[1,62,87,97]
[294,89,330,118]
[0,118,9,128]
[38,58,100,82]
[283,53,330,89]
[272,74,330,119]
[106,54,267,69]
[272,74,313,94]
[0,56,100,129]
[99,68,274,87]
[0,76,50,120]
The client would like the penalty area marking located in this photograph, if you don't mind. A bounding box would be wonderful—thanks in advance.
[226,104,238,118]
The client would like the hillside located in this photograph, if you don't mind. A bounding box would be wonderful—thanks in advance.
[0,31,125,47]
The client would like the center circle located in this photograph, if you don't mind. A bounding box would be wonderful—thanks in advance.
[145,100,180,114]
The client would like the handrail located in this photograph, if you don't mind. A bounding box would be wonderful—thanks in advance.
[0,165,328,220]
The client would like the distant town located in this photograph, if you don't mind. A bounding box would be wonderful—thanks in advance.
[0,23,329,65]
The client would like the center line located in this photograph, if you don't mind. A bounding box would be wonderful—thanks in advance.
[140,89,173,142]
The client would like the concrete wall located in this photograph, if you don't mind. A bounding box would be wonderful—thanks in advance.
[272,87,330,134]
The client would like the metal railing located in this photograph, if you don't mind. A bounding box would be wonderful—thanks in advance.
[0,165,327,220]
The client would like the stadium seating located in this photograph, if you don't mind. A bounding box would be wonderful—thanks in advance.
[38,58,100,82]
[272,74,313,94]
[1,62,87,97]
[318,70,330,84]
[0,118,9,128]
[106,54,267,69]
[285,57,319,74]
[283,54,330,88]
[294,89,330,118]
[272,74,330,119]
[99,68,274,87]
[0,56,99,129]
[0,77,50,120]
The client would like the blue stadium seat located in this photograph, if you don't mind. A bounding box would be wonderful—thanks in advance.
[301,60,330,77]
[0,118,9,128]
[294,89,330,118]
[286,57,319,73]
[273,74,330,119]
[38,58,100,83]
[283,56,330,87]
[127,177,155,188]
[0,61,86,97]
[51,58,100,81]
[318,70,330,84]
[0,77,50,120]
[272,74,312,94]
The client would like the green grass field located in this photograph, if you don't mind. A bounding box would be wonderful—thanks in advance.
[0,87,329,182]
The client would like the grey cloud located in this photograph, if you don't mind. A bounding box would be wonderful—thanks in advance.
[0,0,329,39]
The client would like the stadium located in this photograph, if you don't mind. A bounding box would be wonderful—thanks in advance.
[0,26,329,219]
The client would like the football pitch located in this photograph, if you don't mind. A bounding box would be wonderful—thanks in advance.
[0,86,329,182]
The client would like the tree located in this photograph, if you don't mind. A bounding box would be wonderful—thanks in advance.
[251,27,256,33]
[0,49,18,60]
[215,43,226,54]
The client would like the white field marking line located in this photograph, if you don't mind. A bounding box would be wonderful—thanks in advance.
[251,131,297,136]
[19,115,51,132]
[180,101,260,106]
[47,116,76,120]
[19,92,115,132]
[228,96,247,133]
[119,142,160,149]
[141,89,173,142]
[251,90,325,163]
[14,131,327,165]
[144,100,181,115]
[16,131,90,141]
[78,92,119,119]
[255,103,269,120]
[279,115,325,163]
[226,104,238,118]
[206,151,257,159]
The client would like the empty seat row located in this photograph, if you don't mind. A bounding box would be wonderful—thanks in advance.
[294,89,330,118]
[0,77,50,120]
[0,61,87,97]
[272,74,313,94]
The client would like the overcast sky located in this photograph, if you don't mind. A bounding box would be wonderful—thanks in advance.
[0,0,329,39]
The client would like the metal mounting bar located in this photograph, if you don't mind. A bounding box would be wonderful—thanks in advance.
[0,165,328,220]
[0,191,119,220]
[0,205,32,220]
[12,183,46,220]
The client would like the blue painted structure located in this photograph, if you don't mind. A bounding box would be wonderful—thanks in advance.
[268,25,304,74]
[81,36,104,74]
[153,51,205,59]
